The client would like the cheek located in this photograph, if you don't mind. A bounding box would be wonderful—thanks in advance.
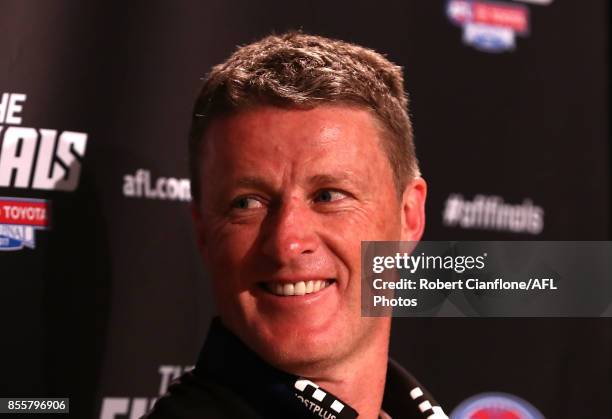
[207,231,258,315]
[320,208,403,276]
[330,205,402,242]
[319,214,384,273]
[372,202,404,240]
[206,223,261,279]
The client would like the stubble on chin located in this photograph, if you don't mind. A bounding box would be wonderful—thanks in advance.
[251,316,391,379]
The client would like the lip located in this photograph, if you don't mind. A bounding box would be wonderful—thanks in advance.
[263,276,332,284]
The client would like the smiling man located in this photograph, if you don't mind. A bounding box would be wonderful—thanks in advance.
[144,32,447,419]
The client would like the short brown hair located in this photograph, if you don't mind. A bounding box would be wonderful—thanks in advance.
[189,31,419,203]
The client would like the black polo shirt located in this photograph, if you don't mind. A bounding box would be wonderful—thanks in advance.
[143,318,447,419]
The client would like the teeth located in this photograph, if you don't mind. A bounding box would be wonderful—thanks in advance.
[283,283,295,296]
[294,281,306,296]
[305,281,314,293]
[266,280,333,296]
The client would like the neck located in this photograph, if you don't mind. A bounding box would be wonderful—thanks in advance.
[294,320,391,419]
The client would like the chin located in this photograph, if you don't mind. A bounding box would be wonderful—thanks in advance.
[262,336,339,373]
[251,319,351,373]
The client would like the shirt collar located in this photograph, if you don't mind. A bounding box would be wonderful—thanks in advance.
[194,318,446,419]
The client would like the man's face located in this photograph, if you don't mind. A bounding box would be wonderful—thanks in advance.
[194,105,425,371]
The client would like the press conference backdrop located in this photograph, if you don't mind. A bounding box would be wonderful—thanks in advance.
[0,1,609,418]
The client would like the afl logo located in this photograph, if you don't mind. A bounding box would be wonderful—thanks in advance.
[450,392,544,419]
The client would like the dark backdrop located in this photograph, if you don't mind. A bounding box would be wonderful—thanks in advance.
[0,1,609,418]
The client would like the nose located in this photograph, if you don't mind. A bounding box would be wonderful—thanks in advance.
[261,197,319,266]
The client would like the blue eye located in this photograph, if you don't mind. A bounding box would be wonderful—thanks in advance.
[232,197,263,209]
[315,190,345,203]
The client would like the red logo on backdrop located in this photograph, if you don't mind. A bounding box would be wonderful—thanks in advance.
[472,408,520,418]
[447,0,530,53]
[451,392,544,419]
[472,2,528,32]
[0,197,50,250]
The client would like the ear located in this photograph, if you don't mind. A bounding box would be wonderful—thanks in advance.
[191,201,208,258]
[400,177,427,242]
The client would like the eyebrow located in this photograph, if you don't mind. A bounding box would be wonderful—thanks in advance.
[307,172,366,190]
[231,172,366,193]
[234,176,275,193]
